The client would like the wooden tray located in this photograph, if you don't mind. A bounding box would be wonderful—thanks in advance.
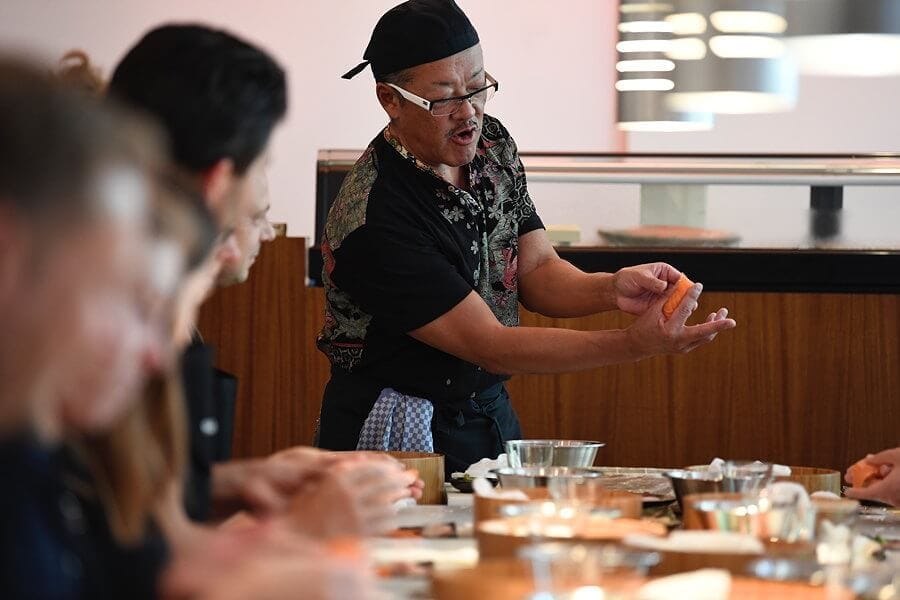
[474,488,548,526]
[385,451,445,505]
[624,539,815,577]
[474,487,643,525]
[431,558,852,600]
[476,517,666,560]
[685,465,841,496]
[775,467,841,495]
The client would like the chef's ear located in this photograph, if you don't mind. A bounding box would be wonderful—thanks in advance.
[376,83,403,120]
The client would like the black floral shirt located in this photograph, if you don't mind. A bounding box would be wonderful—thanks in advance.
[317,114,544,408]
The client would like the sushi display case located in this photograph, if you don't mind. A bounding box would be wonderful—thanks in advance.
[312,151,900,293]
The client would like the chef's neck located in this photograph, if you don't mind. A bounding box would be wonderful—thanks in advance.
[387,125,468,190]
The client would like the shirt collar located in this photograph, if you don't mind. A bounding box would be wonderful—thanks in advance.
[383,126,478,193]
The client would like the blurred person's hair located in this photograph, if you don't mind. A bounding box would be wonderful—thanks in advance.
[58,49,106,95]
[108,23,287,175]
[71,374,187,543]
[0,55,181,541]
[72,172,218,544]
[0,57,161,242]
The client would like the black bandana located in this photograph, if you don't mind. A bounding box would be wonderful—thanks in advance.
[342,0,480,80]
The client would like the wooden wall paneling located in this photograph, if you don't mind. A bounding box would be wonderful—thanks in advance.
[196,236,309,458]
[506,310,560,441]
[844,294,900,465]
[513,292,900,472]
[787,294,847,468]
[268,241,309,452]
[302,287,331,445]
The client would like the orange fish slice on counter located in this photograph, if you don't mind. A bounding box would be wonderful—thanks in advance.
[846,458,883,488]
[662,274,695,320]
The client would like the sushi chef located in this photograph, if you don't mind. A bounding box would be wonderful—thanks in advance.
[316,0,736,474]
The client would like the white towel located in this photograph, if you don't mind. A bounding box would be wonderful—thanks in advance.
[465,454,508,478]
[708,457,791,477]
[637,569,732,600]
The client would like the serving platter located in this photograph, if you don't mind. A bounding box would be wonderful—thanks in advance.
[598,225,741,247]
[588,467,677,504]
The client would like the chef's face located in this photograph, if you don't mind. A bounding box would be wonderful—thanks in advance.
[378,44,487,173]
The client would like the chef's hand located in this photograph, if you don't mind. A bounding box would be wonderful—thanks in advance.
[613,263,683,315]
[845,448,900,507]
[625,281,736,357]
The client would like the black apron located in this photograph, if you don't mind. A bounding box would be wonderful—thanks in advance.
[317,372,521,478]
[431,382,522,477]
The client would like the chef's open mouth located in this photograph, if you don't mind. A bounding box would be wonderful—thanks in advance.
[450,126,477,145]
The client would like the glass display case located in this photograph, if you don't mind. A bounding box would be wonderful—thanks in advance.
[313,151,900,292]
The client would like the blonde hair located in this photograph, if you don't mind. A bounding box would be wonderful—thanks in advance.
[72,373,187,543]
[58,50,106,95]
[67,178,215,544]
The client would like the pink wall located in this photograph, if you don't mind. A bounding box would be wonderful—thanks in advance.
[0,0,623,240]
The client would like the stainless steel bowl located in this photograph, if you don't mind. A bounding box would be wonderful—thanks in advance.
[689,497,761,534]
[664,469,723,511]
[493,466,605,489]
[687,463,774,494]
[505,439,605,468]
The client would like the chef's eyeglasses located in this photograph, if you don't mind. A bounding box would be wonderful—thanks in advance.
[386,73,498,117]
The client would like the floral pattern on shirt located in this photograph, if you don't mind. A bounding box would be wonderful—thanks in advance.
[318,115,541,372]
[324,147,377,251]
[385,116,538,327]
[319,148,378,368]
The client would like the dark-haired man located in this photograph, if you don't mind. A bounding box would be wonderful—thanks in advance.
[110,23,286,523]
[110,24,419,529]
[318,0,737,474]
[110,24,282,290]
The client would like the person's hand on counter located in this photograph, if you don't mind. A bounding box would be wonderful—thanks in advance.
[211,452,330,516]
[845,447,900,507]
[625,281,736,357]
[290,448,425,501]
[162,521,375,600]
[211,447,424,519]
[613,262,683,315]
[285,458,420,538]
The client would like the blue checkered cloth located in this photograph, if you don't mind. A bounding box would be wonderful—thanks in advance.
[356,388,434,452]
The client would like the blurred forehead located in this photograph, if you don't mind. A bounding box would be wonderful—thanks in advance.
[92,162,150,226]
